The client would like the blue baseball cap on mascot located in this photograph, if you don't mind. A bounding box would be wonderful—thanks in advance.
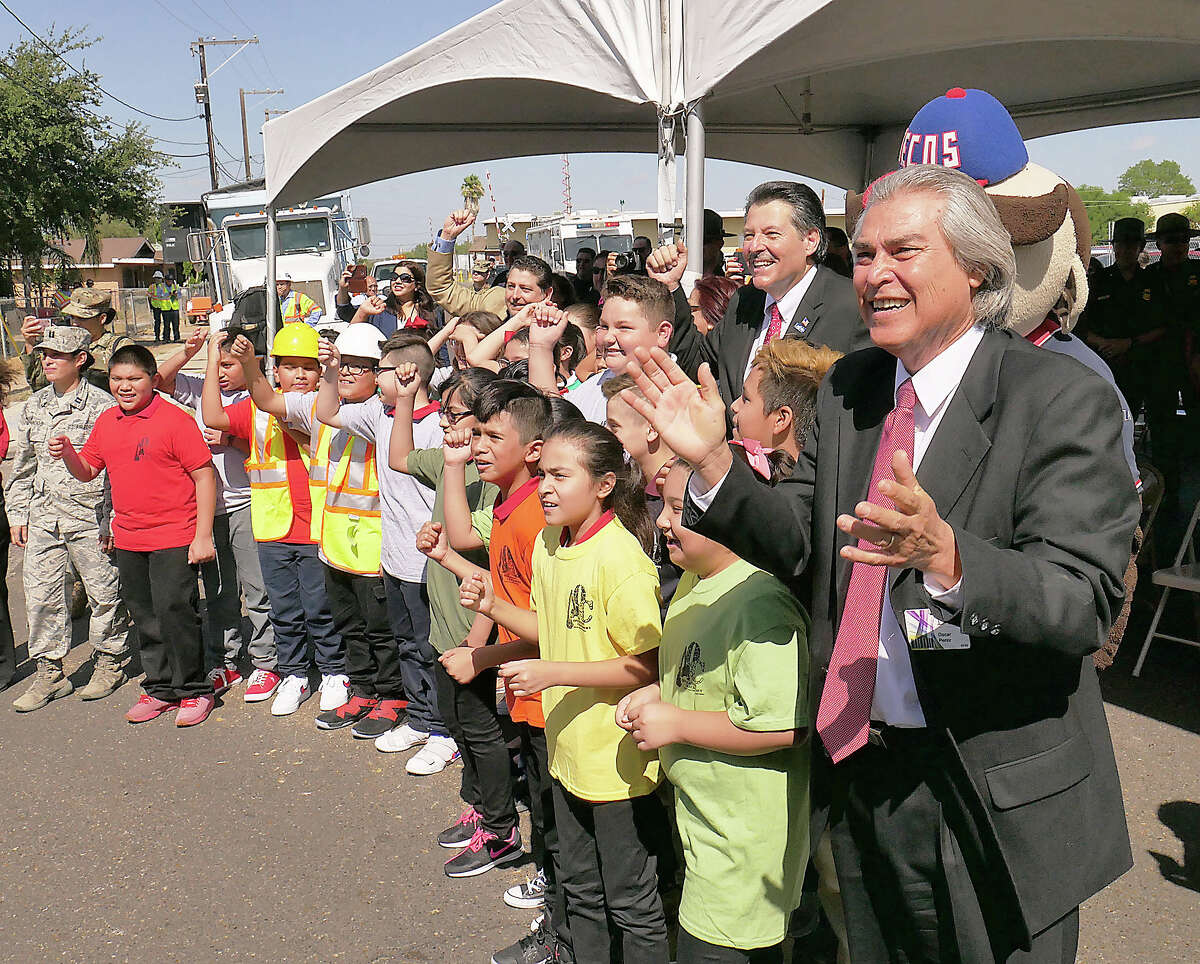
[897,87,1028,187]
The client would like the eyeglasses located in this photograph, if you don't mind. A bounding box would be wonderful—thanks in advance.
[392,274,416,284]
[341,362,378,376]
[377,365,398,374]
[444,407,473,425]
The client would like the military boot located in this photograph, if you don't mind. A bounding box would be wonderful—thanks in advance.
[13,659,74,712]
[78,652,127,701]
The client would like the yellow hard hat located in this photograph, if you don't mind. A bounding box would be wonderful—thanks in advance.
[271,322,320,359]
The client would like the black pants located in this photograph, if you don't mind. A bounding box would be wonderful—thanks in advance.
[551,781,669,964]
[151,306,164,341]
[383,573,442,732]
[520,722,569,947]
[0,541,15,689]
[115,547,207,700]
[163,308,180,341]
[675,929,782,964]
[829,733,1080,964]
[323,564,397,699]
[433,658,516,838]
[258,541,343,678]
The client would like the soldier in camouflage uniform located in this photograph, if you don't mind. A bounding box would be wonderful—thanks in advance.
[5,325,132,711]
[21,287,135,393]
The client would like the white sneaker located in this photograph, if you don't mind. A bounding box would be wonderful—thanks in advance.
[271,675,311,716]
[317,674,350,711]
[504,868,548,909]
[406,734,460,775]
[375,721,429,753]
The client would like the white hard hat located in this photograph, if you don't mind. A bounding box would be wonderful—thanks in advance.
[278,272,293,281]
[334,322,386,361]
[152,270,164,279]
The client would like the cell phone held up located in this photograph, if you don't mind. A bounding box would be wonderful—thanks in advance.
[347,264,369,295]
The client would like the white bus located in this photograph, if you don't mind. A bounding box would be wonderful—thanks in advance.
[526,212,634,275]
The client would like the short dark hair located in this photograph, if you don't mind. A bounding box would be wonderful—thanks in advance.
[550,273,577,308]
[558,322,587,375]
[545,393,585,426]
[473,378,554,444]
[380,333,436,388]
[109,344,157,377]
[438,366,497,409]
[565,302,600,331]
[575,247,595,259]
[506,255,553,292]
[745,180,828,262]
[601,274,673,327]
[826,226,849,248]
[501,239,525,256]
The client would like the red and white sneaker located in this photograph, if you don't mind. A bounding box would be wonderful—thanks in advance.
[243,669,281,703]
[209,667,243,696]
[176,694,216,727]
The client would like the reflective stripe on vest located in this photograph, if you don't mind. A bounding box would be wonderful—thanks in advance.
[309,414,332,542]
[319,430,381,575]
[245,401,309,542]
[282,291,313,322]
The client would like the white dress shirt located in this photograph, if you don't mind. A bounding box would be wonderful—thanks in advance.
[692,324,985,728]
[744,266,820,383]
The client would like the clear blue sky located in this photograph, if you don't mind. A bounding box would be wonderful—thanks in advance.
[4,0,1200,251]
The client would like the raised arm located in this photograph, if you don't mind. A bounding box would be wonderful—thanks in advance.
[200,327,233,432]
[440,428,485,551]
[313,337,344,429]
[526,303,568,396]
[426,210,507,318]
[387,362,420,473]
[425,314,459,357]
[232,334,287,417]
[468,309,533,368]
[157,325,209,395]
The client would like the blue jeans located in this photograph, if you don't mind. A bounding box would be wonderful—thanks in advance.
[382,573,443,734]
[257,541,344,677]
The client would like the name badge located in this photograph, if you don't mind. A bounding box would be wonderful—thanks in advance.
[904,609,971,651]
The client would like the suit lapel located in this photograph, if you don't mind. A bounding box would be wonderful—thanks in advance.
[787,266,826,340]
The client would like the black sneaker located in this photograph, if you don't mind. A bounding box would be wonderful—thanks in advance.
[315,695,377,730]
[490,922,555,964]
[438,807,483,849]
[444,825,523,878]
[349,698,407,739]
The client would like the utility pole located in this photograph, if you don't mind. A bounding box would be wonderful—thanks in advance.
[191,37,260,191]
[240,88,283,180]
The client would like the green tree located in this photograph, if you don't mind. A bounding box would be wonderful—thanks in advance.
[1180,201,1200,229]
[460,174,485,208]
[1075,185,1153,244]
[1116,159,1196,198]
[0,29,164,305]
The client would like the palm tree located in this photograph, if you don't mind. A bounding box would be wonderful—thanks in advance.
[460,175,485,240]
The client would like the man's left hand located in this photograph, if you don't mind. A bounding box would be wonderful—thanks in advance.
[837,450,961,587]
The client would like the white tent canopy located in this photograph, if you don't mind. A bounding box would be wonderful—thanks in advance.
[266,0,1200,208]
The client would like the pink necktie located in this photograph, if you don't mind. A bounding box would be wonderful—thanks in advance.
[766,303,784,343]
[817,378,917,763]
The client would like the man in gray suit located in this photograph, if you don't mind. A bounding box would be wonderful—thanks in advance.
[625,165,1137,963]
[659,181,872,406]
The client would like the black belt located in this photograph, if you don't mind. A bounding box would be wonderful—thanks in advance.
[865,723,935,751]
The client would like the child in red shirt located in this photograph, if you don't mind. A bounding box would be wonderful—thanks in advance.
[54,345,218,727]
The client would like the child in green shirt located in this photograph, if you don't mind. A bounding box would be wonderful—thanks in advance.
[618,459,811,963]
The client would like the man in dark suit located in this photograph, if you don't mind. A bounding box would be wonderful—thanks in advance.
[625,165,1137,963]
[654,181,872,406]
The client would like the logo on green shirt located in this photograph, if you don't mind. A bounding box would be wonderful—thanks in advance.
[676,641,706,692]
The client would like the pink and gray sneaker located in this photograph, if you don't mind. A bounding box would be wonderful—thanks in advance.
[176,694,216,727]
[444,826,523,878]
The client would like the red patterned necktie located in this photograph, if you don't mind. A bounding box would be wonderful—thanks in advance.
[766,302,784,342]
[817,378,917,763]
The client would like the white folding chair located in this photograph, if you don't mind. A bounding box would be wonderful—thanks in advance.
[1133,497,1200,677]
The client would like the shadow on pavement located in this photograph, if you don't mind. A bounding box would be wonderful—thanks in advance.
[1150,800,1200,893]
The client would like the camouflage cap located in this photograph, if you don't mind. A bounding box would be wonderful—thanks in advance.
[472,256,491,274]
[61,287,114,321]
[36,324,94,359]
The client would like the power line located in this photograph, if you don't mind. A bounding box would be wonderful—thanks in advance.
[0,0,201,122]
[187,0,236,36]
[148,0,205,35]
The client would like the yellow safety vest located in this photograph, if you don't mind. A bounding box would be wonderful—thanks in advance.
[149,282,171,309]
[244,400,323,543]
[315,424,381,575]
[282,290,316,323]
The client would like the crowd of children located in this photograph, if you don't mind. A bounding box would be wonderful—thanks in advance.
[7,264,841,964]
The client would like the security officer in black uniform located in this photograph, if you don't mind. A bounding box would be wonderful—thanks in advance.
[1080,217,1168,431]
[1144,212,1200,509]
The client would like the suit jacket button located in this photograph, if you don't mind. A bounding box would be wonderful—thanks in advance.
[970,614,979,626]
[991,626,1001,635]
[980,620,989,631]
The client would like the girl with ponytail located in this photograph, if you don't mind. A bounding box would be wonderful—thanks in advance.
[460,419,670,963]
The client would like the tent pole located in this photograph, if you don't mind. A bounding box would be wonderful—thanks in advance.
[860,127,878,190]
[656,111,677,245]
[265,206,278,382]
[683,100,705,292]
